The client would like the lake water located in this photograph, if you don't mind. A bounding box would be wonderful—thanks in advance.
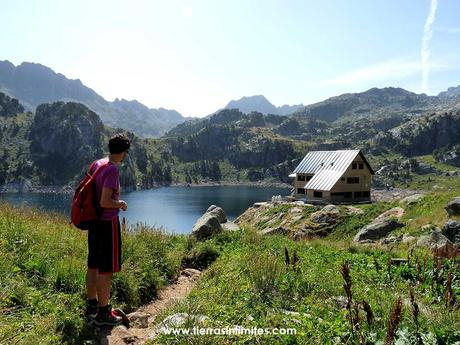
[0,186,291,234]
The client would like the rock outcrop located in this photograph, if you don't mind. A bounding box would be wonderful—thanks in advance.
[309,204,340,227]
[445,197,460,216]
[206,205,227,223]
[442,220,460,244]
[399,194,425,205]
[353,219,404,242]
[192,205,229,240]
[430,231,459,259]
[192,213,222,240]
[373,207,405,223]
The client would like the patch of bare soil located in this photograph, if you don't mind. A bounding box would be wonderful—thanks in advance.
[97,268,201,345]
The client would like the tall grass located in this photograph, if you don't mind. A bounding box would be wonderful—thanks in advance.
[156,226,460,344]
[0,203,188,344]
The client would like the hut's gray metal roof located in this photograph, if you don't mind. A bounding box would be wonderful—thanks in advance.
[303,170,343,191]
[293,150,361,174]
[293,149,374,191]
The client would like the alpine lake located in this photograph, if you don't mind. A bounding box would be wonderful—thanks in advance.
[0,185,291,234]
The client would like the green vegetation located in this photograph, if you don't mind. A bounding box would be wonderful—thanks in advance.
[153,229,459,344]
[0,203,192,344]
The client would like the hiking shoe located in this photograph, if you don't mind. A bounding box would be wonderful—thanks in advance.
[85,299,98,322]
[93,305,122,327]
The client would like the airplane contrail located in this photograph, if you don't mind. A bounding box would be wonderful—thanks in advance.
[421,0,438,94]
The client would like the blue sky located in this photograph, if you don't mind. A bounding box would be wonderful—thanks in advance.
[2,0,459,117]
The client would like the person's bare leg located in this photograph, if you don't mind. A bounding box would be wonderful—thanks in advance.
[97,273,113,307]
[86,268,98,299]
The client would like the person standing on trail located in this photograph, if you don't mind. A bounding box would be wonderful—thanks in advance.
[85,133,130,327]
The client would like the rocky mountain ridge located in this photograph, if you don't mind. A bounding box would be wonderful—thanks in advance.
[0,60,186,137]
[224,95,303,115]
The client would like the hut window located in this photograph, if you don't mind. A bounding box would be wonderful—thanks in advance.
[352,162,357,169]
[359,163,364,169]
[297,175,306,181]
[313,191,323,198]
[297,188,305,194]
[363,191,370,197]
[347,177,359,184]
[344,192,352,198]
[354,191,362,198]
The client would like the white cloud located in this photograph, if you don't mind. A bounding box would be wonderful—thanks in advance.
[421,0,438,94]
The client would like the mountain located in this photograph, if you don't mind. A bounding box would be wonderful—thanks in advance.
[293,87,440,123]
[373,110,460,157]
[438,85,460,98]
[224,95,303,115]
[0,60,186,137]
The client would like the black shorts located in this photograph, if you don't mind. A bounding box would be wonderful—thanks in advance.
[87,217,122,273]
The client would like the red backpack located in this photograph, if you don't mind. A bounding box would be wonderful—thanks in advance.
[70,159,109,229]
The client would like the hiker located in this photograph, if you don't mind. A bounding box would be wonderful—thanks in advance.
[85,133,130,326]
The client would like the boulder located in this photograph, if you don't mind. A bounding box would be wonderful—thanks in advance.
[192,213,222,240]
[346,206,364,215]
[310,212,337,226]
[353,219,404,242]
[260,226,289,236]
[445,197,460,216]
[430,231,459,259]
[222,221,239,231]
[321,204,340,214]
[399,194,425,205]
[310,205,340,226]
[109,326,138,344]
[206,205,227,223]
[442,220,460,244]
[373,207,405,223]
[127,311,149,328]
[414,162,438,175]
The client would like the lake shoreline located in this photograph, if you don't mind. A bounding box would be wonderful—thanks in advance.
[0,180,292,194]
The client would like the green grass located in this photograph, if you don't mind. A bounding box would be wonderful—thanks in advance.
[0,203,190,344]
[153,229,460,344]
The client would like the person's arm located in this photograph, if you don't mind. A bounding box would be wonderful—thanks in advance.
[99,165,128,211]
[100,187,127,210]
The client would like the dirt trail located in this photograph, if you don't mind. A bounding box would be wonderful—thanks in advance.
[98,268,201,345]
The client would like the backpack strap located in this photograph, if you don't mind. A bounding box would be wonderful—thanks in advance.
[90,161,110,179]
[87,160,109,179]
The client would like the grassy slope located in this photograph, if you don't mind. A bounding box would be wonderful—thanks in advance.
[0,203,190,344]
[153,230,459,344]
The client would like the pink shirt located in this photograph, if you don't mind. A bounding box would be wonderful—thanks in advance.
[90,158,120,221]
